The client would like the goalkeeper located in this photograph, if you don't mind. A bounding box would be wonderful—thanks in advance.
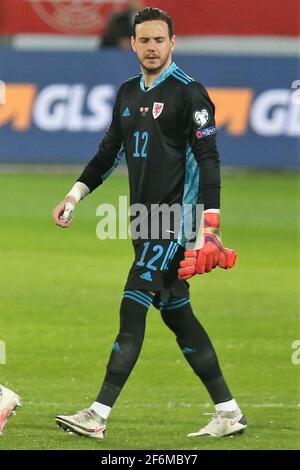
[52,7,246,439]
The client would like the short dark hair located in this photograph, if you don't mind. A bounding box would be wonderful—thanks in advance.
[133,7,174,39]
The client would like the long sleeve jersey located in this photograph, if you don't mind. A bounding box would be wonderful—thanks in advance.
[78,62,220,245]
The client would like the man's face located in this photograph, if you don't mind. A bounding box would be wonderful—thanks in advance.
[131,20,175,74]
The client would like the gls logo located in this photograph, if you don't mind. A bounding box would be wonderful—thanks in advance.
[0,83,115,132]
[0,84,299,136]
[210,88,300,137]
[250,89,300,136]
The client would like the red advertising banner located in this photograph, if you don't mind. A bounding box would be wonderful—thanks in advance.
[0,0,299,36]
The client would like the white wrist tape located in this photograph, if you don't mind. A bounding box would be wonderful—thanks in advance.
[61,201,75,221]
[66,182,90,204]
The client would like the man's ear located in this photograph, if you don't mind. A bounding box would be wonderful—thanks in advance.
[170,35,176,53]
[131,36,136,53]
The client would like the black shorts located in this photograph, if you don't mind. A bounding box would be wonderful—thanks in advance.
[124,239,189,304]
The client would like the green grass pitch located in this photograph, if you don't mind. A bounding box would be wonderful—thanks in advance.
[0,170,299,450]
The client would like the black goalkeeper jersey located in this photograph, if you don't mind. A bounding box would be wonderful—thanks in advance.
[78,62,220,246]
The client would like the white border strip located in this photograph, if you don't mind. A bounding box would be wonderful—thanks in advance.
[11,34,300,56]
[176,36,300,57]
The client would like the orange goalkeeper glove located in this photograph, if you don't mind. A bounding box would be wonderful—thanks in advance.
[178,211,237,281]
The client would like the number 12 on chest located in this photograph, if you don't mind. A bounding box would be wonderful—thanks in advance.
[133,131,149,158]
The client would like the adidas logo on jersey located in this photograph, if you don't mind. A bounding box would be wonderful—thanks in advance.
[122,107,130,117]
[140,271,152,281]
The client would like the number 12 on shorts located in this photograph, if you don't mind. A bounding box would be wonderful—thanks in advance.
[136,242,178,272]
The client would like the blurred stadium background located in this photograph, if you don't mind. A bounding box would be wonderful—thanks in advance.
[0,0,299,450]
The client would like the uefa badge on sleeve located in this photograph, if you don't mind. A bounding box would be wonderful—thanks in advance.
[152,102,164,119]
[193,109,209,128]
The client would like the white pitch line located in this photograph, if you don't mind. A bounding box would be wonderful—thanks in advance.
[25,401,300,409]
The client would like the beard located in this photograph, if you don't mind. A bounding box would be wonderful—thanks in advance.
[140,55,170,75]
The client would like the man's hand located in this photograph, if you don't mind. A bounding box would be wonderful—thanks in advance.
[52,196,76,229]
[178,211,237,281]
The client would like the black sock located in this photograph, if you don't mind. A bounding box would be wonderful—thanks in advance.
[96,291,153,407]
[161,300,233,404]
